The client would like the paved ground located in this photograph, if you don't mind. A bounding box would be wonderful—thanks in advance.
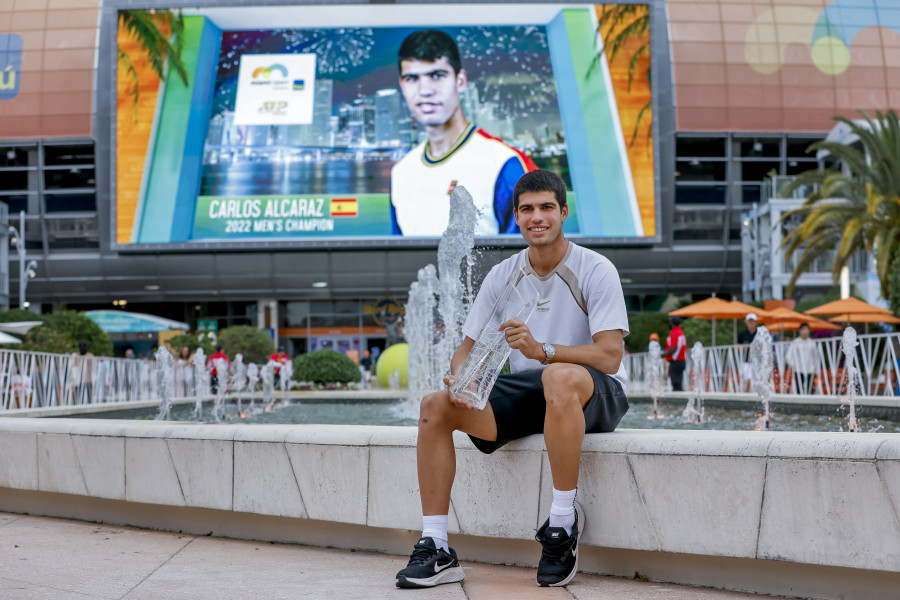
[0,512,788,600]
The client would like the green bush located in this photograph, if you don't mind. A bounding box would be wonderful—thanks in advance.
[166,331,216,358]
[42,311,112,355]
[680,317,736,347]
[625,313,670,353]
[217,325,273,364]
[292,349,361,384]
[0,309,45,324]
[20,326,76,354]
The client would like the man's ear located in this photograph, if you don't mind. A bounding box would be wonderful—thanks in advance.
[560,203,569,222]
[457,68,468,90]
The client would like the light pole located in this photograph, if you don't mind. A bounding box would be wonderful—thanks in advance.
[8,211,37,309]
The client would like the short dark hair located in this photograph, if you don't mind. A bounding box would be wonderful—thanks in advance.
[512,170,567,211]
[216,345,224,352]
[398,30,462,74]
[669,316,682,326]
[799,323,810,330]
[78,339,88,354]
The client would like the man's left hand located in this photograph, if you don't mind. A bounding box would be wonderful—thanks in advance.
[498,319,543,361]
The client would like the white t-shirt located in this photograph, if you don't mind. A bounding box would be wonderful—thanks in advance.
[786,337,818,375]
[462,242,630,393]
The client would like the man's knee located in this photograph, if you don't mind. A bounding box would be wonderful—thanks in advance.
[419,390,452,428]
[541,364,588,411]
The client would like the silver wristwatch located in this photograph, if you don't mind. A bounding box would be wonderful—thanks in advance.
[541,343,556,365]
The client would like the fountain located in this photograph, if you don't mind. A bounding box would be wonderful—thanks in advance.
[230,354,247,414]
[154,347,174,421]
[646,339,664,418]
[681,342,706,423]
[279,358,293,401]
[750,325,775,430]
[192,348,207,418]
[404,185,479,408]
[246,362,260,414]
[839,327,863,432]
[211,357,228,422]
[261,361,276,411]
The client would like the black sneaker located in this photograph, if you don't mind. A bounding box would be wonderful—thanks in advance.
[395,537,465,588]
[534,500,584,587]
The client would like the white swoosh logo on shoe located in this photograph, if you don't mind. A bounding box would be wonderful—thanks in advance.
[434,562,454,573]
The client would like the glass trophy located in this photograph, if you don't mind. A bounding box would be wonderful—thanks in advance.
[450,269,540,409]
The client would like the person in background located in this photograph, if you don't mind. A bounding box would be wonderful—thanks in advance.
[738,313,758,392]
[360,349,374,388]
[663,317,686,391]
[786,323,818,394]
[647,332,659,351]
[207,345,231,395]
[73,339,94,404]
[270,346,290,388]
[175,345,194,397]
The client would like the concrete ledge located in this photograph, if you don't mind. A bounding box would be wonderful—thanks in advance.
[0,419,898,599]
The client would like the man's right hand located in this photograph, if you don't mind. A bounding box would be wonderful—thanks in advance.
[443,375,477,410]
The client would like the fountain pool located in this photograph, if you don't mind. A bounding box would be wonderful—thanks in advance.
[59,397,900,433]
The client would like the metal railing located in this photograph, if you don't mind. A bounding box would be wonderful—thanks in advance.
[0,350,160,410]
[625,331,900,397]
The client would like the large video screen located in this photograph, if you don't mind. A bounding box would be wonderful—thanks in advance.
[115,4,655,247]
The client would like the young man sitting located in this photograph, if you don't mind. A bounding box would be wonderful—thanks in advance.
[395,170,630,589]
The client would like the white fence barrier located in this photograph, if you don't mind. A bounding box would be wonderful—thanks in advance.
[625,331,900,397]
[0,350,163,410]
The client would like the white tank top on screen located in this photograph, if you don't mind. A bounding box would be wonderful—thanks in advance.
[390,125,528,236]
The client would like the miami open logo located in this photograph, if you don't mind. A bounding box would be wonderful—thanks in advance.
[252,64,288,79]
[234,53,317,126]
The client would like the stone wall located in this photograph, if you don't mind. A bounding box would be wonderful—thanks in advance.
[1,419,899,598]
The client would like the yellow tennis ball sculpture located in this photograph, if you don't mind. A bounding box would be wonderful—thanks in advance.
[376,343,409,388]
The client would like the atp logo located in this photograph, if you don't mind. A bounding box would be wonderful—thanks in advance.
[744,1,900,76]
[252,64,288,79]
[0,34,22,101]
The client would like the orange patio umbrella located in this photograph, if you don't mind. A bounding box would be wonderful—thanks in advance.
[828,313,900,324]
[804,297,893,316]
[669,298,767,343]
[761,307,841,334]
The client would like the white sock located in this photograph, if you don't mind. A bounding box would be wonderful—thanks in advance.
[422,515,449,552]
[548,488,577,535]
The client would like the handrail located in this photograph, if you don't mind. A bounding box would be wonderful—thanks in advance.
[625,330,900,397]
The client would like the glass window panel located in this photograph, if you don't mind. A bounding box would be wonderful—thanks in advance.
[786,138,822,158]
[286,301,310,327]
[676,160,727,181]
[44,193,96,212]
[43,144,95,167]
[0,147,31,167]
[3,196,28,213]
[736,161,780,181]
[741,185,762,204]
[44,168,95,190]
[675,137,726,157]
[0,171,28,191]
[675,185,727,204]
[737,138,780,158]
[786,160,817,176]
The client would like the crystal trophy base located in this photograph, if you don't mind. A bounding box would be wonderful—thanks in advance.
[450,269,539,409]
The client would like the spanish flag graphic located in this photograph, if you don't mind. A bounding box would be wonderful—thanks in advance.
[330,198,358,217]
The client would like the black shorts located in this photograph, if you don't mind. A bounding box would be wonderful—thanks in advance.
[467,365,629,454]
